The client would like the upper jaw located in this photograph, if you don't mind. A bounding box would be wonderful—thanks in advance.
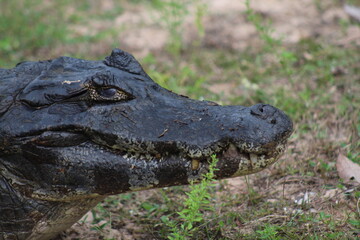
[18,125,291,167]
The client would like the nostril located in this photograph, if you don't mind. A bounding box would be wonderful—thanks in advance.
[250,104,277,120]
[270,118,277,124]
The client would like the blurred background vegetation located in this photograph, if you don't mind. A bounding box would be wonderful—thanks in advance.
[1,0,359,239]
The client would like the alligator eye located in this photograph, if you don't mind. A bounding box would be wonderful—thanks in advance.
[89,87,133,102]
[97,88,117,98]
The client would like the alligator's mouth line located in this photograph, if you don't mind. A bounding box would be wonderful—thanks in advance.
[91,137,289,176]
[18,129,290,176]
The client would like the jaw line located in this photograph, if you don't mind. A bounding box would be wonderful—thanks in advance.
[93,138,287,177]
[23,129,287,177]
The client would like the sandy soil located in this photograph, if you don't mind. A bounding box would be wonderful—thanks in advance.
[121,0,358,54]
[63,0,359,59]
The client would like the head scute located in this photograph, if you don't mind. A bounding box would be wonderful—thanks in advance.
[104,48,146,76]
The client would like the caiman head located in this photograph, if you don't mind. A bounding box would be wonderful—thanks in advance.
[0,49,292,239]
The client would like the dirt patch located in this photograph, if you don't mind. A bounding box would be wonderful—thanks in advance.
[35,0,359,61]
[110,0,357,56]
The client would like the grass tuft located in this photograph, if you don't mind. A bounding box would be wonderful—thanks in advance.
[164,155,219,240]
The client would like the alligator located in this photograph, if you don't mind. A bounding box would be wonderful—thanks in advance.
[0,49,293,240]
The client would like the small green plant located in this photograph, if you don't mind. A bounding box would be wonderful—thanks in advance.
[193,1,208,44]
[151,0,190,56]
[164,155,219,240]
[144,55,209,100]
[245,0,297,79]
[245,0,280,52]
[255,224,281,240]
[151,0,207,56]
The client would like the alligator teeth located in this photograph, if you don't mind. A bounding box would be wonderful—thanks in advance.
[191,159,200,170]
[250,153,258,164]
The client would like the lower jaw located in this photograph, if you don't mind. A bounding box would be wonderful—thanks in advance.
[78,141,286,192]
[230,153,278,177]
[212,146,281,178]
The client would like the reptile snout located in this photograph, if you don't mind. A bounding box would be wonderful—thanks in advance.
[250,103,277,123]
[250,103,293,136]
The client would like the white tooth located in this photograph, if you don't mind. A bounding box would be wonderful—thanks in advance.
[250,153,258,163]
[191,159,200,170]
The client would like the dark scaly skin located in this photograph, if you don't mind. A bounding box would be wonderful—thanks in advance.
[0,49,293,240]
